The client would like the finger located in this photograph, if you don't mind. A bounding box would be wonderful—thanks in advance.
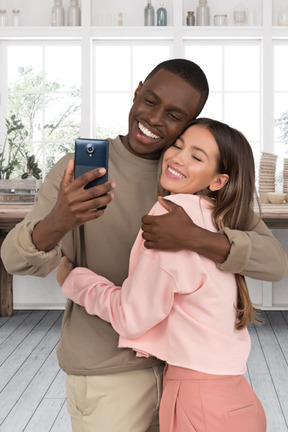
[157,196,177,212]
[74,168,106,189]
[78,185,115,209]
[61,159,75,187]
[143,239,154,249]
[141,223,153,233]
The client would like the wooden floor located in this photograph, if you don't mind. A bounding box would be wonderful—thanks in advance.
[0,310,287,432]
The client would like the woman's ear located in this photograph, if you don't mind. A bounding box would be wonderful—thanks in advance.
[209,174,229,191]
[133,81,143,102]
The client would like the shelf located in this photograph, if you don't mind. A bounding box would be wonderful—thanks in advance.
[0,26,83,40]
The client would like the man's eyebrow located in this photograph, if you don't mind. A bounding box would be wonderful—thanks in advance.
[147,90,188,115]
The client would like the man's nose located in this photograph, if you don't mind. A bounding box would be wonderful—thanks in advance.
[148,107,165,125]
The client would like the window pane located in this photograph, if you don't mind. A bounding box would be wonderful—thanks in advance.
[274,45,288,91]
[224,93,260,142]
[7,43,81,178]
[185,45,223,91]
[199,92,223,120]
[131,44,171,89]
[94,45,131,92]
[8,46,42,88]
[224,45,260,92]
[94,93,131,138]
[45,46,81,92]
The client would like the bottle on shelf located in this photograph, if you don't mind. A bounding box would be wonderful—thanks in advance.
[12,9,20,26]
[0,9,7,27]
[68,0,81,26]
[118,12,123,26]
[144,0,155,26]
[278,1,288,25]
[157,2,167,26]
[186,11,195,26]
[196,0,210,26]
[51,0,64,26]
[234,3,246,25]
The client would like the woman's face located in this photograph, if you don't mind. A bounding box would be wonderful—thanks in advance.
[161,125,228,195]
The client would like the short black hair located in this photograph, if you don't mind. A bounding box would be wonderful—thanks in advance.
[145,58,209,117]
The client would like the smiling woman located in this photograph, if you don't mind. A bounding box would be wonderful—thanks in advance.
[161,125,228,195]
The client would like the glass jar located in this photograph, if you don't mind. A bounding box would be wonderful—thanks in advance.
[214,15,227,26]
[186,11,195,26]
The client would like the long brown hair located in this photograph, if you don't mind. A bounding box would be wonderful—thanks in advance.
[185,118,262,330]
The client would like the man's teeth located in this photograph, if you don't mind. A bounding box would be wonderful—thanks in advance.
[168,167,185,178]
[138,122,160,139]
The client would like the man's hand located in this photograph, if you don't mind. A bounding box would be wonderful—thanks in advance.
[141,196,230,263]
[141,196,195,251]
[56,256,74,287]
[32,159,115,252]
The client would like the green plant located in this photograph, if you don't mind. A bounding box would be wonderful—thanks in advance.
[21,154,42,179]
[0,114,28,179]
[0,114,42,180]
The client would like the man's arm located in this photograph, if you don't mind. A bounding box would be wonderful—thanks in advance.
[32,159,114,252]
[1,155,115,277]
[141,197,288,282]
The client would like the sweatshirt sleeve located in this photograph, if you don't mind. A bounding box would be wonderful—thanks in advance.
[62,249,177,339]
[217,212,288,281]
[0,154,73,277]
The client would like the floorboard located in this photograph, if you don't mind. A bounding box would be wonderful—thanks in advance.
[0,310,287,431]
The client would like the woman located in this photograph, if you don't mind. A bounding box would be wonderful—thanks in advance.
[57,118,266,432]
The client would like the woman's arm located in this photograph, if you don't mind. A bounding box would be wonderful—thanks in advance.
[61,250,176,339]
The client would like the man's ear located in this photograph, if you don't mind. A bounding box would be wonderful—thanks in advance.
[133,81,143,102]
[209,174,229,191]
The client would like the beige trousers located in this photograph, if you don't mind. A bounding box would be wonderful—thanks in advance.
[66,365,163,432]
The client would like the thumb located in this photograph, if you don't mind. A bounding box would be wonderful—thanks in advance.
[158,196,177,213]
[61,159,75,187]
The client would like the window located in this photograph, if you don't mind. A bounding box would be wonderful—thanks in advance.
[185,41,261,162]
[5,42,81,177]
[93,41,172,138]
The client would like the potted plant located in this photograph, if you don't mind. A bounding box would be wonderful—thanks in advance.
[0,114,42,202]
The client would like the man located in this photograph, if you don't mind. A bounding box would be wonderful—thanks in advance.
[1,59,287,432]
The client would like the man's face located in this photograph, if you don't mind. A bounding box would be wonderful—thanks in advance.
[123,69,202,160]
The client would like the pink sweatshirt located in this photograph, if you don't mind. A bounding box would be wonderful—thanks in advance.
[62,194,251,375]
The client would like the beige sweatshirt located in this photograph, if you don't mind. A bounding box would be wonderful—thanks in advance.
[1,136,287,375]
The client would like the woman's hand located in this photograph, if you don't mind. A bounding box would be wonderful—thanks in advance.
[56,256,74,286]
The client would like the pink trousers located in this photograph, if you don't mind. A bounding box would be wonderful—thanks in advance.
[159,365,266,432]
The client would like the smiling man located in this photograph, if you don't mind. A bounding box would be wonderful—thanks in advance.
[1,59,287,432]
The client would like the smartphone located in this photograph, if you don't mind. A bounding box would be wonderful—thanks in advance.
[74,138,109,189]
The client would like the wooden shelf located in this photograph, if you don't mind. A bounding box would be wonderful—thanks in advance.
[254,203,288,228]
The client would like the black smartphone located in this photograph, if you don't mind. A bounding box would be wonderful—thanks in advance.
[74,138,109,189]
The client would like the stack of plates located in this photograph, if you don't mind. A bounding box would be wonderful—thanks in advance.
[283,159,288,201]
[258,152,277,203]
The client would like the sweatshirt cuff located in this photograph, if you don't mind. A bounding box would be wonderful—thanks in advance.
[15,219,62,270]
[217,227,252,274]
